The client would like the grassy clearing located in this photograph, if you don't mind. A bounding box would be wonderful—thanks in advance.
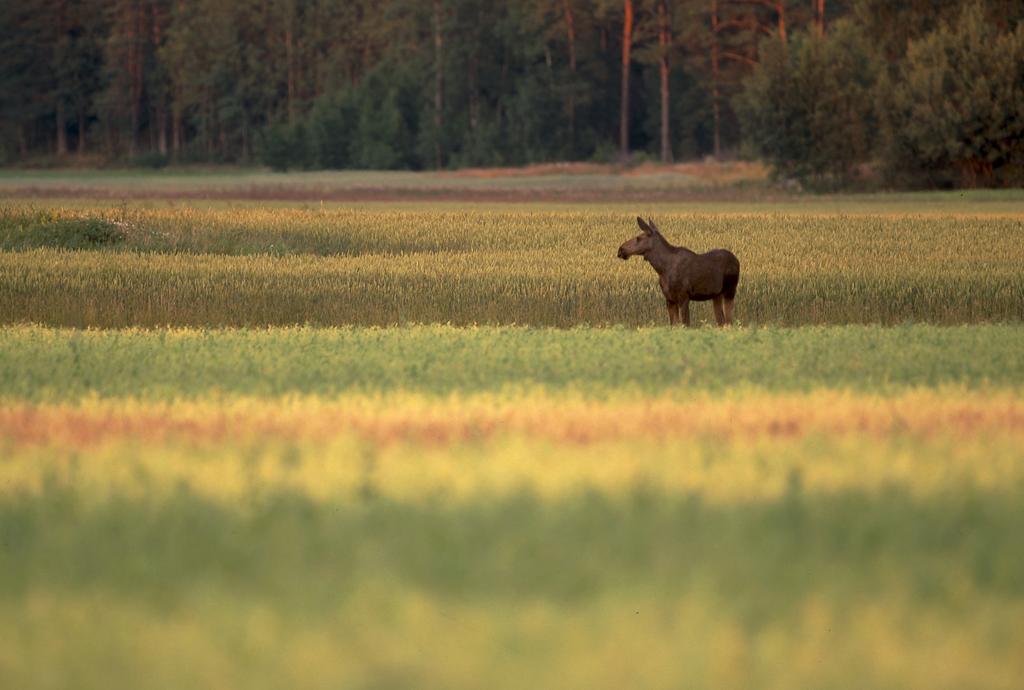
[3,167,1024,208]
[5,203,1024,255]
[1,325,1021,399]
[0,164,772,203]
[2,204,1023,326]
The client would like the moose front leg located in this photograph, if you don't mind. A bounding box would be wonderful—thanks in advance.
[680,298,691,327]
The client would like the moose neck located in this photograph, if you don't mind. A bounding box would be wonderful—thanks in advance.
[642,234,675,274]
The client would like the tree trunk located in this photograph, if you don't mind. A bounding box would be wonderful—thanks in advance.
[815,0,825,36]
[563,0,576,149]
[56,0,67,156]
[468,50,479,133]
[127,2,144,157]
[241,116,249,163]
[172,0,183,158]
[172,102,182,158]
[710,0,721,159]
[78,110,86,156]
[658,0,672,163]
[432,0,444,169]
[57,101,67,156]
[619,0,633,159]
[157,110,168,154]
[776,1,787,43]
[136,4,145,156]
[286,26,296,123]
[152,0,167,155]
[205,93,213,159]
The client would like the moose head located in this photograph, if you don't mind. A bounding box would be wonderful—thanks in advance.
[617,216,661,260]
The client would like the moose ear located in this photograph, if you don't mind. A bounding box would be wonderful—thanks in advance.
[647,217,660,235]
[636,216,653,235]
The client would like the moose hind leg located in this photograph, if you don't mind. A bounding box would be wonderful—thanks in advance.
[723,297,735,325]
[712,296,726,326]
[667,301,680,326]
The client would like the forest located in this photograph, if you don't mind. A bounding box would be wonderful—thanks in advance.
[2,0,1022,187]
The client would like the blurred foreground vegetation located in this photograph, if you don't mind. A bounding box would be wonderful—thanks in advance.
[1,325,1023,689]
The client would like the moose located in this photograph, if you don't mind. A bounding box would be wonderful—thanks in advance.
[618,217,740,327]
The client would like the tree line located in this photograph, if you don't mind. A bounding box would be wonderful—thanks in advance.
[2,0,1022,186]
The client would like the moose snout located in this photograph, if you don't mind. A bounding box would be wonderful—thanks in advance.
[617,246,629,260]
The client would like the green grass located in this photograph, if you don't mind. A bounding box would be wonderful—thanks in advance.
[4,482,1023,622]
[1,324,1021,400]
[3,168,1024,208]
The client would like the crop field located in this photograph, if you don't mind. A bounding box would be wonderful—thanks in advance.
[2,202,1023,327]
[1,175,1023,690]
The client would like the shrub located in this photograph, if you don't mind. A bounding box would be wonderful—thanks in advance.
[129,152,169,169]
[735,22,881,188]
[260,122,312,172]
[0,211,125,250]
[877,3,1024,188]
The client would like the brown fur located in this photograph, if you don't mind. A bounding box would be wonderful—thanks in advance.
[618,217,740,327]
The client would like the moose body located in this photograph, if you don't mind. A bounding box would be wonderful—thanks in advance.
[618,217,740,327]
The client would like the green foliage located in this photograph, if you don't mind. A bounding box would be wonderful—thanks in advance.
[308,91,358,169]
[352,81,414,170]
[260,122,311,172]
[736,23,881,187]
[848,0,993,61]
[0,209,124,251]
[1,324,1022,399]
[3,0,1023,188]
[878,3,1024,188]
[269,63,422,171]
[129,152,170,169]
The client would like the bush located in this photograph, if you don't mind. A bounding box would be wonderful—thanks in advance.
[129,152,169,169]
[0,211,125,250]
[352,69,419,170]
[735,22,881,188]
[309,91,358,169]
[877,2,1024,188]
[260,122,312,172]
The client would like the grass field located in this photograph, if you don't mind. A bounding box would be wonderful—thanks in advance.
[2,202,1023,326]
[2,174,1024,689]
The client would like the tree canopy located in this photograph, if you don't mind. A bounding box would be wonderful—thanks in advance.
[1,0,1021,186]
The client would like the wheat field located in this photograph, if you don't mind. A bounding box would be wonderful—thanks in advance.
[2,203,1023,326]
[1,186,1023,689]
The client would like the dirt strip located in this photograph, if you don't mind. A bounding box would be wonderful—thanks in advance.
[1,184,794,204]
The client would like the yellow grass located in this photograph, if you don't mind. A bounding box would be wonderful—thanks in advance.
[3,389,1022,506]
